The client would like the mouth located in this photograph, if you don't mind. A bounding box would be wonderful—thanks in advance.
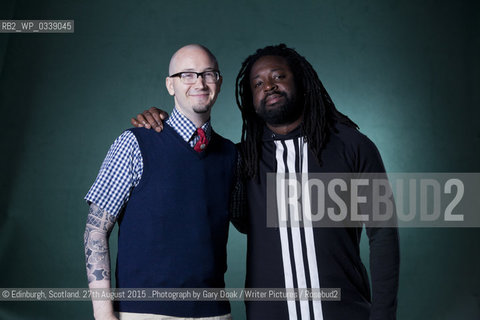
[189,93,210,100]
[264,92,285,106]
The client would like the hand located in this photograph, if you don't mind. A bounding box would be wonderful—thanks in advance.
[130,107,168,132]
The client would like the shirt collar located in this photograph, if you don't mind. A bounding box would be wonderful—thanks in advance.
[166,107,212,143]
[262,124,303,141]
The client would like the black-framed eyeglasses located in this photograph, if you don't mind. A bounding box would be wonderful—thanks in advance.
[169,71,220,84]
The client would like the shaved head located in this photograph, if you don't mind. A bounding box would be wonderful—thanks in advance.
[168,44,218,75]
[165,44,222,128]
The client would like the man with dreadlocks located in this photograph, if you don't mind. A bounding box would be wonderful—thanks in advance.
[132,44,400,320]
[234,44,399,320]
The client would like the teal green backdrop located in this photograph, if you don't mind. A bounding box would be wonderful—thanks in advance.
[1,0,479,319]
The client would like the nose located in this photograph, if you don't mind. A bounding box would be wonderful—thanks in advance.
[193,74,207,88]
[193,76,207,89]
[264,79,277,92]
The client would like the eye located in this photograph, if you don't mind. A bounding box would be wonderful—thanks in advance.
[203,71,215,77]
[181,72,195,79]
[254,81,263,89]
[274,74,286,80]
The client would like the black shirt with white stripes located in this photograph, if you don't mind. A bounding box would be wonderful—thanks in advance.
[244,123,400,320]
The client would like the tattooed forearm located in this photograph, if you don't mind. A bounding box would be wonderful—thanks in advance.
[84,203,116,284]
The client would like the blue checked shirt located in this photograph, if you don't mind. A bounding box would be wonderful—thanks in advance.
[85,107,213,217]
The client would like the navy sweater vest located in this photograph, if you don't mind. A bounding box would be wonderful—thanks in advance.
[114,126,237,317]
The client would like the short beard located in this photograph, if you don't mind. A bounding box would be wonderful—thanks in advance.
[256,91,303,126]
[193,104,211,114]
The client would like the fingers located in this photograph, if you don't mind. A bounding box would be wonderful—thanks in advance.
[130,117,143,128]
[141,111,161,132]
[131,107,167,132]
[148,107,169,120]
[146,107,167,132]
[148,106,159,113]
[135,113,150,128]
[159,110,169,120]
[149,110,164,132]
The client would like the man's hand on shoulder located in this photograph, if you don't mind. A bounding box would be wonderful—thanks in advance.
[130,107,168,132]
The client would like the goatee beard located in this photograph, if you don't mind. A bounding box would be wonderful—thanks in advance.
[256,91,303,126]
[193,105,211,114]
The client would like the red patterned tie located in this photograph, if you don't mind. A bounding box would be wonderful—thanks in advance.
[194,128,208,152]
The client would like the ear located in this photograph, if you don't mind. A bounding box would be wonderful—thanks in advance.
[216,75,223,94]
[166,77,175,96]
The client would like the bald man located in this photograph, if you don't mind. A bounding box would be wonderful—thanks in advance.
[84,45,237,320]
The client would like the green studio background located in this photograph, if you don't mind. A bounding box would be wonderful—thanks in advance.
[1,0,479,319]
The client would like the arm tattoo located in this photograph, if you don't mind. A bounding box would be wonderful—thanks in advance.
[84,203,116,283]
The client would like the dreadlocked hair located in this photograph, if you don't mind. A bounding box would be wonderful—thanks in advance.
[235,44,358,179]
